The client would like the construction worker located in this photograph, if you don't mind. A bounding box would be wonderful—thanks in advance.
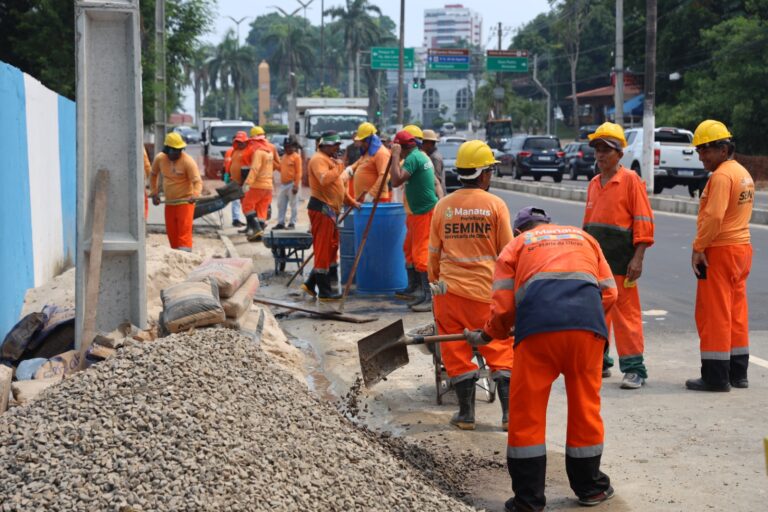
[422,129,446,195]
[388,130,439,312]
[687,120,754,392]
[351,122,391,202]
[428,140,514,431]
[150,132,202,252]
[274,137,302,230]
[242,127,277,241]
[143,146,151,219]
[583,122,654,389]
[302,132,360,300]
[223,131,249,228]
[466,206,618,511]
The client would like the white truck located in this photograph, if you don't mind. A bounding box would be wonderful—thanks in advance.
[620,127,709,196]
[295,98,369,160]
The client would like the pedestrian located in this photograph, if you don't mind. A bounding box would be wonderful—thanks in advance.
[582,122,654,389]
[428,140,514,430]
[388,130,439,312]
[352,122,391,202]
[686,120,754,392]
[301,132,360,300]
[274,137,302,230]
[422,129,446,196]
[465,206,618,511]
[242,128,277,241]
[150,132,202,252]
[223,131,249,228]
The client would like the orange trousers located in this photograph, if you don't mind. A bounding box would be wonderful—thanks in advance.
[309,210,339,272]
[605,275,647,378]
[434,292,514,383]
[164,203,194,250]
[696,244,751,361]
[243,188,272,220]
[403,211,433,272]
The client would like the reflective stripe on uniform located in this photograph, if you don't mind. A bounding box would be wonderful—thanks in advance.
[701,351,730,361]
[507,444,546,459]
[428,245,440,254]
[634,215,654,223]
[598,277,616,289]
[565,444,603,458]
[515,271,598,306]
[450,369,479,385]
[492,278,515,291]
[491,369,511,381]
[731,347,750,356]
[441,254,496,263]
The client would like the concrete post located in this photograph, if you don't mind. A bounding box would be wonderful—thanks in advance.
[75,0,146,347]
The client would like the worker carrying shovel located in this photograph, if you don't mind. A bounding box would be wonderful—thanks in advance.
[428,140,514,430]
[464,206,618,511]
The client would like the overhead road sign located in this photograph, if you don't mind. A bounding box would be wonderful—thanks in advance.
[428,48,470,72]
[487,50,529,73]
[371,47,415,70]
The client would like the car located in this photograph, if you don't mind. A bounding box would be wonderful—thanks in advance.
[436,142,462,193]
[172,125,201,144]
[439,122,456,136]
[563,142,596,180]
[578,124,600,141]
[441,135,466,144]
[496,135,566,182]
[270,134,289,156]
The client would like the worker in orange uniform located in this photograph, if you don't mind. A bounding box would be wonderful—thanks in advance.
[465,206,618,511]
[302,132,360,300]
[388,130,439,312]
[428,140,514,430]
[582,122,654,390]
[150,132,203,251]
[223,131,249,228]
[143,146,151,219]
[350,122,391,202]
[686,120,754,392]
[242,128,277,242]
[274,137,302,230]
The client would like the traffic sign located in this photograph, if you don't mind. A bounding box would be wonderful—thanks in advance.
[371,47,414,70]
[428,48,470,72]
[486,50,529,73]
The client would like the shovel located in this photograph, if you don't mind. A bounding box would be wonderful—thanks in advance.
[357,319,466,388]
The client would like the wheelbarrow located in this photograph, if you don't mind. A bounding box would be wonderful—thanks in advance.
[192,181,244,219]
[262,231,313,274]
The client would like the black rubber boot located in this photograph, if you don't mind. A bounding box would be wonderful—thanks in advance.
[507,454,547,512]
[394,266,418,300]
[686,359,731,391]
[247,216,264,241]
[301,270,318,298]
[239,213,257,234]
[410,272,432,312]
[450,377,476,430]
[317,273,342,301]
[565,454,611,504]
[407,271,428,307]
[329,264,339,287]
[730,354,749,388]
[496,376,510,431]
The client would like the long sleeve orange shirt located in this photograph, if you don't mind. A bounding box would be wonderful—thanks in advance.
[693,159,754,252]
[308,152,354,214]
[428,188,513,303]
[150,152,202,203]
[279,152,303,186]
[246,149,276,190]
[353,146,391,200]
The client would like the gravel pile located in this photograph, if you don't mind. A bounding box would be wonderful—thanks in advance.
[0,329,478,511]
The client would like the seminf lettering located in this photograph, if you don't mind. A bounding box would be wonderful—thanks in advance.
[445,221,492,235]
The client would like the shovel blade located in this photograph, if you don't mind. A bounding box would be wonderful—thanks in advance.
[358,319,409,388]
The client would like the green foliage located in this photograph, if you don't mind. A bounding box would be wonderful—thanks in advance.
[475,80,547,133]
[263,123,288,134]
[310,85,343,98]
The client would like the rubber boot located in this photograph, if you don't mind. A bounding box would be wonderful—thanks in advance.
[450,377,476,430]
[394,266,418,300]
[240,213,256,235]
[329,264,340,291]
[407,271,427,307]
[317,273,342,302]
[496,376,510,431]
[410,272,432,312]
[247,216,264,242]
[301,270,318,298]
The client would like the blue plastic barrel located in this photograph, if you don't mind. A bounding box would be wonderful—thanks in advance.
[353,203,407,294]
[339,208,355,286]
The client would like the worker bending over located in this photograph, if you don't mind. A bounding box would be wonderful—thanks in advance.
[351,122,391,202]
[466,206,618,511]
[687,120,754,392]
[274,137,302,230]
[583,122,654,389]
[242,127,278,241]
[223,131,249,228]
[150,132,202,251]
[302,132,359,300]
[428,140,514,430]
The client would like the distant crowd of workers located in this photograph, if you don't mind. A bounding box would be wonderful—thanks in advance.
[146,117,753,511]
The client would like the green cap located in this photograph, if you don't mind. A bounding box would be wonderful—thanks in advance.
[319,133,341,146]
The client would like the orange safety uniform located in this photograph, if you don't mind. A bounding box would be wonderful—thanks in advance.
[278,151,302,186]
[150,152,202,250]
[483,223,617,511]
[583,166,654,378]
[143,147,151,219]
[243,144,276,222]
[353,145,391,201]
[693,159,754,386]
[428,188,514,382]
[307,151,355,272]
[224,146,247,185]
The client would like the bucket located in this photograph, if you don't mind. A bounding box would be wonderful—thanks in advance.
[339,208,355,287]
[353,203,407,294]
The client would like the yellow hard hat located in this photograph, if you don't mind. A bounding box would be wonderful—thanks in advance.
[588,122,627,149]
[692,119,732,147]
[422,129,439,142]
[354,122,377,141]
[164,132,187,149]
[403,124,424,140]
[456,140,498,169]
[250,126,266,137]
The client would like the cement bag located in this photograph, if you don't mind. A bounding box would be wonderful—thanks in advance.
[221,274,260,318]
[1,312,46,364]
[15,358,48,380]
[186,258,254,298]
[33,350,83,380]
[161,278,226,333]
[12,377,62,404]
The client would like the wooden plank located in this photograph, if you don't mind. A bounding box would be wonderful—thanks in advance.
[78,169,109,369]
[0,365,13,414]
[253,297,376,324]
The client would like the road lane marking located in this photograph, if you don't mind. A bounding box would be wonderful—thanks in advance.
[751,355,768,370]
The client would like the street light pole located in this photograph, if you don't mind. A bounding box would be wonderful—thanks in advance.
[397,0,405,125]
[614,0,624,127]
[226,16,250,49]
[320,0,325,86]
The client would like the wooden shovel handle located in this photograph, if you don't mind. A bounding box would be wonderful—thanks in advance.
[408,333,466,345]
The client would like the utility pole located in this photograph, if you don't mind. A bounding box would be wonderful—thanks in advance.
[495,22,502,118]
[320,0,325,86]
[532,55,551,134]
[154,0,166,150]
[397,0,405,125]
[356,50,361,97]
[614,0,624,127]
[642,0,657,194]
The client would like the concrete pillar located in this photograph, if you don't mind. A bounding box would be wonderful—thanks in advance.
[75,0,146,346]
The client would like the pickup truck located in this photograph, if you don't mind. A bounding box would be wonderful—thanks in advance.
[619,127,708,196]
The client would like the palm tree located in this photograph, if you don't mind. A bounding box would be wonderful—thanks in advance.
[261,20,315,108]
[207,33,237,118]
[324,0,383,97]
[183,44,213,124]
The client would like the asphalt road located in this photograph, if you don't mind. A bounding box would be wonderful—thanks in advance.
[491,187,768,336]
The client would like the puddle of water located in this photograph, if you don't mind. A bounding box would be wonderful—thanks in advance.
[289,336,337,402]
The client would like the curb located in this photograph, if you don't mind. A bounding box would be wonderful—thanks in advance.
[217,230,240,258]
[490,178,768,225]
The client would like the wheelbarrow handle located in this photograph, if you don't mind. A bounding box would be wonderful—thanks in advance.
[407,333,466,345]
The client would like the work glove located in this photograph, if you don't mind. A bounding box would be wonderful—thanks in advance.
[429,280,448,296]
[242,184,250,193]
[344,166,355,178]
[151,195,161,206]
[364,193,375,202]
[463,328,492,347]
[223,172,230,184]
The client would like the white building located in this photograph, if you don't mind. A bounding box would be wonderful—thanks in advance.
[423,4,482,49]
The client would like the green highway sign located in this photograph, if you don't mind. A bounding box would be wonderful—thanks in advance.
[371,47,415,70]
[486,50,529,73]
[428,48,470,72]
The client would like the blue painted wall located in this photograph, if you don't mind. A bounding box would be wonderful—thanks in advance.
[58,96,76,267]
